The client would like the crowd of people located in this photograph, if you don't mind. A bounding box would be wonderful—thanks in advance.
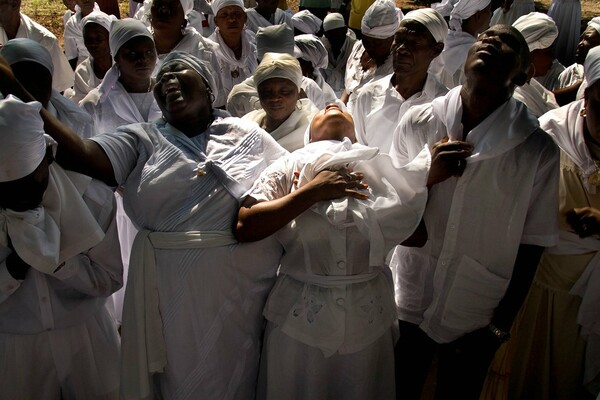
[0,0,599,398]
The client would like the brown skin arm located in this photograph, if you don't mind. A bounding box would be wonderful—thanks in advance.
[552,80,583,106]
[0,55,117,186]
[491,244,544,332]
[235,169,368,242]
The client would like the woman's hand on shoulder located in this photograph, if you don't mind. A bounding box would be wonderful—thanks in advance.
[303,168,369,202]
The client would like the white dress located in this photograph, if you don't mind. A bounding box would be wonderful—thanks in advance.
[547,0,581,66]
[92,116,287,400]
[65,57,104,105]
[63,4,100,65]
[247,138,430,400]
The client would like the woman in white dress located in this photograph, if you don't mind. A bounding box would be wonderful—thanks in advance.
[0,51,287,400]
[243,52,319,151]
[236,103,430,400]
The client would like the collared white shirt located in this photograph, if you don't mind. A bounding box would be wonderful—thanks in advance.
[389,87,559,343]
[353,72,448,153]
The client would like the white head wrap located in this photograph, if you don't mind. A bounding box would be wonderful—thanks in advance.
[254,52,303,91]
[512,12,558,52]
[0,38,53,75]
[431,0,458,18]
[323,13,346,32]
[292,10,323,34]
[361,0,403,39]
[256,24,296,61]
[211,0,244,16]
[402,8,448,43]
[109,18,154,57]
[159,51,217,99]
[0,95,46,182]
[588,17,600,35]
[584,46,600,88]
[82,10,116,33]
[294,34,328,69]
[449,0,490,31]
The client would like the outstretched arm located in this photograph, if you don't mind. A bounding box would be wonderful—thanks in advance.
[0,56,116,186]
[235,169,368,242]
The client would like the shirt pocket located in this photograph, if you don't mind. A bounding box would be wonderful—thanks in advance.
[441,255,510,333]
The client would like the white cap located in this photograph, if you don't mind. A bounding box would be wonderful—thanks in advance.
[585,46,600,88]
[449,0,490,31]
[292,10,323,34]
[512,12,558,52]
[402,8,448,43]
[323,12,346,32]
[361,0,403,39]
[254,52,303,91]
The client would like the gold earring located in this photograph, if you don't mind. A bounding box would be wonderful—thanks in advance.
[580,108,587,118]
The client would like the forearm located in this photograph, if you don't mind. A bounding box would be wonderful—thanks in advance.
[492,244,544,331]
[552,81,582,106]
[236,187,321,242]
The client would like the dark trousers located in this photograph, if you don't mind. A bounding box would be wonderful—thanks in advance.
[395,321,499,400]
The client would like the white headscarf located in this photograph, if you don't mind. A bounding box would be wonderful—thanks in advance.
[361,0,403,39]
[256,24,296,61]
[295,34,328,69]
[449,0,490,31]
[211,0,244,16]
[323,12,346,32]
[254,52,303,90]
[585,46,600,88]
[159,51,217,98]
[512,12,558,52]
[0,38,53,75]
[292,10,323,34]
[82,10,115,33]
[588,17,600,35]
[0,95,46,182]
[431,0,458,18]
[109,18,154,58]
[402,8,448,43]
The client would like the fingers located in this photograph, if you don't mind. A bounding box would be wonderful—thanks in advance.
[567,207,600,237]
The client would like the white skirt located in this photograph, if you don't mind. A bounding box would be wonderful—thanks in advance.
[257,322,396,400]
[0,304,120,400]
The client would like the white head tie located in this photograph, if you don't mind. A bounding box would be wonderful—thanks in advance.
[449,0,490,31]
[585,46,600,88]
[254,52,303,91]
[323,12,346,31]
[402,8,448,43]
[512,12,558,52]
[109,18,154,57]
[292,10,323,34]
[361,0,403,39]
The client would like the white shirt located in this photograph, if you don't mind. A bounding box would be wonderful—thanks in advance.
[0,13,74,92]
[353,73,448,153]
[65,57,104,104]
[428,30,475,89]
[321,29,357,97]
[513,78,559,118]
[63,4,100,64]
[389,86,559,343]
[344,40,394,114]
[244,8,294,33]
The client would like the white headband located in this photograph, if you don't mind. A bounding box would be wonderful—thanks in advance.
[402,8,448,43]
[254,52,303,91]
[109,18,154,57]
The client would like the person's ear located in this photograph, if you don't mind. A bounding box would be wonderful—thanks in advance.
[432,42,444,58]
[512,70,528,87]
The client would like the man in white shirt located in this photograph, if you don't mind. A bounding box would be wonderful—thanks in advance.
[428,0,491,89]
[341,0,401,113]
[0,0,74,92]
[353,8,448,153]
[389,25,559,399]
[0,95,123,399]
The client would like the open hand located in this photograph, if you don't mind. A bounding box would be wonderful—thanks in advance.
[306,168,369,202]
[427,136,473,188]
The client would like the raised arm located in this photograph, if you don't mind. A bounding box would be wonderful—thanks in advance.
[235,169,368,242]
[0,56,116,186]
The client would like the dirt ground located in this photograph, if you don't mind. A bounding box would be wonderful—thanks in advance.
[19,0,600,47]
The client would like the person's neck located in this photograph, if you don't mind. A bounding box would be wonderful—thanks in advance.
[92,53,112,79]
[221,31,243,59]
[120,76,153,93]
[460,80,511,138]
[373,52,389,67]
[171,111,214,137]
[263,115,288,133]
[3,12,20,40]
[392,70,427,100]
[153,28,183,54]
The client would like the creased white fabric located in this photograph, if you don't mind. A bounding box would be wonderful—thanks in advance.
[402,8,448,43]
[448,0,490,31]
[513,78,559,118]
[512,12,558,52]
[292,10,322,34]
[361,0,402,39]
[254,52,303,90]
[585,46,600,88]
[245,9,294,33]
[427,29,475,88]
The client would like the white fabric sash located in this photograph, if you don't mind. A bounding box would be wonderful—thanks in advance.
[545,230,600,386]
[120,229,237,400]
[285,270,381,288]
[0,165,104,274]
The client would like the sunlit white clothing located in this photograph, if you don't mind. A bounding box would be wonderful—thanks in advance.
[321,29,357,97]
[65,57,105,104]
[535,59,566,90]
[244,8,294,33]
[490,0,534,26]
[63,3,100,65]
[49,90,96,139]
[389,86,559,343]
[428,29,475,89]
[513,78,559,117]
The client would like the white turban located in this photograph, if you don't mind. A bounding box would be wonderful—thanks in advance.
[323,12,346,32]
[402,8,448,43]
[512,12,558,52]
[361,0,403,39]
[588,17,600,35]
[109,18,154,57]
[256,24,296,61]
[254,52,303,91]
[585,46,600,88]
[0,95,46,182]
[211,0,244,16]
[449,0,490,31]
[82,10,116,33]
[0,38,53,74]
[159,51,217,97]
[292,10,323,34]
[295,34,328,69]
[431,0,458,18]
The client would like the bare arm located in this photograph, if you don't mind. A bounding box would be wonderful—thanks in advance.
[235,169,368,242]
[0,56,117,186]
[552,80,582,106]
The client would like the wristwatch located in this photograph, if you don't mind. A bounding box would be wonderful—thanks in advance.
[488,323,511,343]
